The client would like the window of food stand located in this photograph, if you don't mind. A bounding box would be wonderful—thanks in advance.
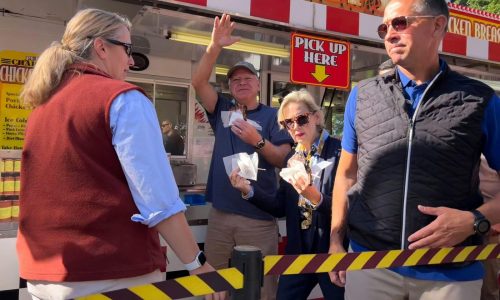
[129,80,189,157]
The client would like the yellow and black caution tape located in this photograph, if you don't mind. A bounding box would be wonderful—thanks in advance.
[264,243,500,275]
[77,268,243,300]
[79,244,500,299]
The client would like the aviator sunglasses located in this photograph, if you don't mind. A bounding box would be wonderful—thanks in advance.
[280,112,315,130]
[377,15,437,39]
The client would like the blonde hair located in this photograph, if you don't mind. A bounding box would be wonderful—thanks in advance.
[277,89,324,130]
[20,8,131,108]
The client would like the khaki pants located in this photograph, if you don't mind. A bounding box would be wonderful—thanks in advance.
[482,258,500,300]
[481,235,500,300]
[205,208,278,300]
[346,267,482,300]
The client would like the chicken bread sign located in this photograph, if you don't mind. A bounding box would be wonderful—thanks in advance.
[290,33,350,89]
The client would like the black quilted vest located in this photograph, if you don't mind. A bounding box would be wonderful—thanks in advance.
[348,63,494,250]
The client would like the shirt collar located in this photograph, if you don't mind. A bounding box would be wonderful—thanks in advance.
[311,129,330,157]
[397,59,446,88]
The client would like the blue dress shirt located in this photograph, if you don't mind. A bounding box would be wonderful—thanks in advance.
[109,89,186,228]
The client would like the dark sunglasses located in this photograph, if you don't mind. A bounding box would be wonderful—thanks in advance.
[377,15,437,39]
[280,112,315,130]
[105,38,133,57]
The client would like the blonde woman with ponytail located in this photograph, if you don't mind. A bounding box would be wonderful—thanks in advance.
[18,8,217,299]
[21,8,131,108]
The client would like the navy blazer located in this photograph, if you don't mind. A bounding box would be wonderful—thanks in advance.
[250,136,341,254]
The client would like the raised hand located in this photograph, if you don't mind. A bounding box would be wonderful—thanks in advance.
[211,14,241,49]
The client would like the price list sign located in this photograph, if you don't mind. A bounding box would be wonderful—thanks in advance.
[0,50,37,149]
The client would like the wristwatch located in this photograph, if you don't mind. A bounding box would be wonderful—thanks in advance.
[472,210,491,236]
[255,138,266,150]
[185,251,207,271]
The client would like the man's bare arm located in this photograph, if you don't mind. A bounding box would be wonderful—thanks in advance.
[191,14,240,114]
[329,150,358,287]
[330,150,358,247]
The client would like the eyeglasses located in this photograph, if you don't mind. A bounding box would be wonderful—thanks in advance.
[280,112,314,130]
[161,123,171,127]
[105,38,133,57]
[377,15,438,39]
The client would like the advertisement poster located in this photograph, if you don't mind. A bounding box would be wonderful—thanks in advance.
[0,50,37,150]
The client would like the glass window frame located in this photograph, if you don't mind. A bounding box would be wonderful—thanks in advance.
[127,77,191,158]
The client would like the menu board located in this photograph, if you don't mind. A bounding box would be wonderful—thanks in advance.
[0,50,37,150]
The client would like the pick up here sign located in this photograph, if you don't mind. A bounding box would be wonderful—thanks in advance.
[290,33,350,89]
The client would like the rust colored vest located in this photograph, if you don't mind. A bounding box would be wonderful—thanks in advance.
[18,63,165,281]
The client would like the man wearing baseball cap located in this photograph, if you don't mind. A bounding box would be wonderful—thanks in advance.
[192,13,292,300]
[226,61,258,78]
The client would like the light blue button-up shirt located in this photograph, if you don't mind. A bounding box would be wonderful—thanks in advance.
[109,89,186,228]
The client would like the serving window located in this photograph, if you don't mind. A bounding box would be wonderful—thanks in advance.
[129,80,189,157]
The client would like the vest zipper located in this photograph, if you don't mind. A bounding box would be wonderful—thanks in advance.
[401,117,414,249]
[400,70,443,249]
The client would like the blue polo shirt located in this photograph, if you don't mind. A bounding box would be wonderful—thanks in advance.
[205,95,293,220]
[343,61,500,281]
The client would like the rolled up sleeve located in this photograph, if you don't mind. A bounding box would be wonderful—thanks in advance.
[109,90,186,227]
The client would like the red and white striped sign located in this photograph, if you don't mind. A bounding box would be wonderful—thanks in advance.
[166,0,500,63]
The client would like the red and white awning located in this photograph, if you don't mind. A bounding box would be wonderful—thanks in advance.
[167,0,500,64]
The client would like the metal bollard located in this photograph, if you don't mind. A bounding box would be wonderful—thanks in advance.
[229,245,263,300]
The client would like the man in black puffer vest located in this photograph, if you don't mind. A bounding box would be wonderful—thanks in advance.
[328,0,500,299]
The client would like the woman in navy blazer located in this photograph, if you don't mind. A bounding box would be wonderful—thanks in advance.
[230,89,345,300]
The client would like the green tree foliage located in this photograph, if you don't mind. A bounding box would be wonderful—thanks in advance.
[453,0,500,14]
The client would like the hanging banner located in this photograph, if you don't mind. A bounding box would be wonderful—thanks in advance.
[306,0,389,16]
[448,5,500,43]
[290,33,350,89]
[0,50,37,150]
[307,1,499,43]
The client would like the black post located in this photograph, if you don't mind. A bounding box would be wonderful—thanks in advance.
[230,245,263,300]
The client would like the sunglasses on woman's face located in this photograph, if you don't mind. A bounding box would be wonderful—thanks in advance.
[377,15,437,39]
[280,112,314,130]
[105,38,133,57]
